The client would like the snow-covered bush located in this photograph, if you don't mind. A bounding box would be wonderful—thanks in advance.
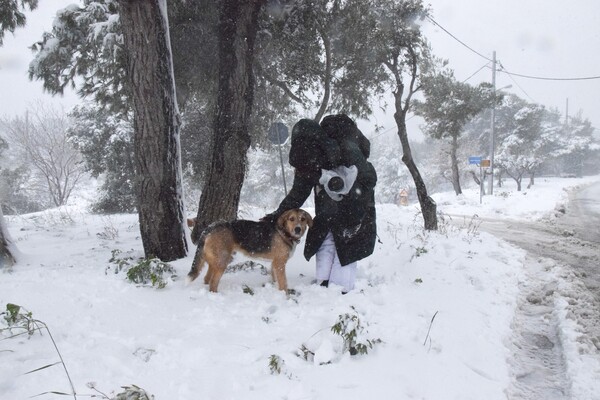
[330,307,382,356]
[107,250,176,289]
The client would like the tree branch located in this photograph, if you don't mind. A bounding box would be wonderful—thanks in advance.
[254,62,303,104]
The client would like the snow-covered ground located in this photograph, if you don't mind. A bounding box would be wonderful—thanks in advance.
[1,176,600,399]
[431,175,600,221]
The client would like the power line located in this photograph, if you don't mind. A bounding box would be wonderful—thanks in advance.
[462,62,491,83]
[497,65,600,81]
[496,61,535,102]
[425,15,493,62]
[426,15,600,82]
[503,71,535,102]
[369,16,600,142]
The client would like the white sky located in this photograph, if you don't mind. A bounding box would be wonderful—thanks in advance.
[1,0,599,133]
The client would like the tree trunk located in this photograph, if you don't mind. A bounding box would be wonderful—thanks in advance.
[497,169,503,188]
[508,172,522,191]
[469,170,481,186]
[527,170,535,188]
[314,25,331,122]
[449,134,462,195]
[394,105,437,230]
[0,208,16,268]
[191,0,265,244]
[119,0,188,262]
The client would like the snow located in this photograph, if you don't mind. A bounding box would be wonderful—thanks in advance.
[432,175,600,221]
[1,176,600,399]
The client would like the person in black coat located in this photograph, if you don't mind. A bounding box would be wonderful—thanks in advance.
[266,114,377,293]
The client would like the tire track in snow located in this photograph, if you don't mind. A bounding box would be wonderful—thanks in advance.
[506,256,570,400]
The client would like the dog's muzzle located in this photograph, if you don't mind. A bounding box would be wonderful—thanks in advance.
[294,226,302,235]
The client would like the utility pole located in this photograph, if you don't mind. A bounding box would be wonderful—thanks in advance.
[488,51,496,196]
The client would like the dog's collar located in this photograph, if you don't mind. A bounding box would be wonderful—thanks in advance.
[277,225,301,247]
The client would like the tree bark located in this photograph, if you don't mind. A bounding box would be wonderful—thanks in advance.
[119,0,188,261]
[191,0,265,244]
[0,208,16,268]
[449,134,462,195]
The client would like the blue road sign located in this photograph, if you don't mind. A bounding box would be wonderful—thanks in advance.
[469,156,482,165]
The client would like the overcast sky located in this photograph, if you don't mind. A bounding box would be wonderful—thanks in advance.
[1,0,599,136]
[0,0,77,116]
[423,0,600,127]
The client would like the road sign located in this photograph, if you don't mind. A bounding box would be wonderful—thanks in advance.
[468,156,489,204]
[469,156,482,165]
[268,122,289,145]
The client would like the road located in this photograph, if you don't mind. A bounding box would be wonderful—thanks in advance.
[473,181,600,399]
[479,181,600,303]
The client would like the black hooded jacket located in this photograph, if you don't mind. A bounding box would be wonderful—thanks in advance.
[271,116,377,266]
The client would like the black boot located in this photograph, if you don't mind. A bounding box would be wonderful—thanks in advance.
[320,280,329,288]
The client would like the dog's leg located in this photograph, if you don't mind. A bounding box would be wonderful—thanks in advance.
[204,247,231,292]
[208,263,226,293]
[270,265,277,285]
[187,245,205,283]
[271,257,288,292]
[203,265,213,285]
[204,252,232,285]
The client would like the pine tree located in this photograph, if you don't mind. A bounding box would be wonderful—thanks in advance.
[118,0,187,261]
[0,0,38,45]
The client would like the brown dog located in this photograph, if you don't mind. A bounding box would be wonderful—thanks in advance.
[186,209,313,293]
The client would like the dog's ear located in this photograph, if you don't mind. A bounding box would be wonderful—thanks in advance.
[301,210,313,228]
[277,209,293,227]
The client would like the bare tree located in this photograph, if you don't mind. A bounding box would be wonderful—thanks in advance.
[1,103,85,207]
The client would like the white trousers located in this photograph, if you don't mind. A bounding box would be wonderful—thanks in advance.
[315,231,357,292]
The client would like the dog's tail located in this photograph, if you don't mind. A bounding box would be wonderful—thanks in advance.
[186,235,206,283]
